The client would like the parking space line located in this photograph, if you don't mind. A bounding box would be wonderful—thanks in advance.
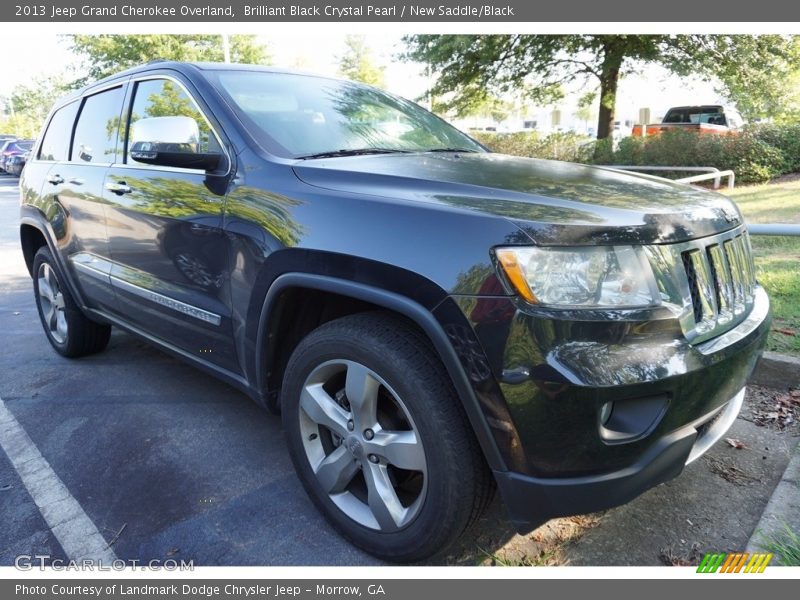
[0,396,118,563]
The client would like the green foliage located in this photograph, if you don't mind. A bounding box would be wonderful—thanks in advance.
[403,34,799,139]
[761,523,800,566]
[602,129,789,184]
[458,95,515,123]
[337,35,385,87]
[473,125,800,185]
[66,34,271,85]
[727,181,800,356]
[0,75,71,138]
[471,130,595,163]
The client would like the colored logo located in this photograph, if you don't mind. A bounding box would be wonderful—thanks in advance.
[697,552,773,573]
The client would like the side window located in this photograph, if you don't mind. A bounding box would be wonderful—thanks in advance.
[38,102,79,162]
[126,78,220,167]
[71,86,125,164]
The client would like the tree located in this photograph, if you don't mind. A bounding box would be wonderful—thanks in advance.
[0,76,70,137]
[458,95,514,125]
[403,35,800,140]
[66,35,271,85]
[574,92,596,133]
[338,35,386,87]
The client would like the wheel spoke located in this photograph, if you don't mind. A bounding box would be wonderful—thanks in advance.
[363,462,406,532]
[45,264,59,294]
[300,383,349,437]
[55,311,68,340]
[345,361,380,429]
[369,430,425,472]
[41,300,55,325]
[38,277,54,302]
[314,445,360,494]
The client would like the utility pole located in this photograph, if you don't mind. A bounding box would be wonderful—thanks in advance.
[222,34,231,63]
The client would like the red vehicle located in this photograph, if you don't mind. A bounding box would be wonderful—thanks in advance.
[632,105,743,137]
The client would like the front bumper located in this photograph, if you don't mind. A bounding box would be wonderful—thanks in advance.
[442,285,770,532]
[495,387,745,532]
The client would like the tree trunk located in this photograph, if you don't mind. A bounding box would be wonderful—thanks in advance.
[596,41,624,141]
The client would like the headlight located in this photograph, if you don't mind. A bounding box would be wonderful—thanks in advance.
[495,246,658,308]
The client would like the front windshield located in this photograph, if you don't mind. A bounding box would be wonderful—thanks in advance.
[210,70,485,159]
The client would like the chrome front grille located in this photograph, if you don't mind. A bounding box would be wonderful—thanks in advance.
[646,227,758,344]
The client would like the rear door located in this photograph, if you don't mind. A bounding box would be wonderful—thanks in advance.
[34,86,127,312]
[102,74,239,372]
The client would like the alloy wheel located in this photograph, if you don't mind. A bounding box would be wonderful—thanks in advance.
[37,262,68,344]
[298,359,427,532]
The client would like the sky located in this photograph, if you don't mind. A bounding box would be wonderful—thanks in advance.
[0,32,723,127]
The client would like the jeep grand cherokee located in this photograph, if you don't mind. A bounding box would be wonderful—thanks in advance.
[19,62,770,562]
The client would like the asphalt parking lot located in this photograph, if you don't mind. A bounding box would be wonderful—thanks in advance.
[0,173,797,566]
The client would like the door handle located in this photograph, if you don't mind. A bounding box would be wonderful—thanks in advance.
[105,181,132,195]
[68,177,84,186]
[47,174,64,185]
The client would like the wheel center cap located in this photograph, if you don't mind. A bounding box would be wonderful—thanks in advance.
[345,436,363,459]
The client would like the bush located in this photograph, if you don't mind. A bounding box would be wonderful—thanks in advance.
[599,129,787,184]
[747,123,800,173]
[470,123,800,185]
[471,131,596,163]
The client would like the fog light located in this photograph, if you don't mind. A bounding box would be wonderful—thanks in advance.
[599,401,614,426]
[599,394,669,444]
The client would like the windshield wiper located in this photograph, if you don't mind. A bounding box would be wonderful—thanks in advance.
[423,147,480,153]
[298,148,411,160]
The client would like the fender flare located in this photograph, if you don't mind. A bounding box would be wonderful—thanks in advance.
[255,272,507,472]
[19,207,89,311]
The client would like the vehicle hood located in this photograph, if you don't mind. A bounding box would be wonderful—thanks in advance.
[292,153,743,245]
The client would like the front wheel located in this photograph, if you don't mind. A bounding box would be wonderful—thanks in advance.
[281,312,493,562]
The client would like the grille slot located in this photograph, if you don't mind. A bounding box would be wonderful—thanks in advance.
[682,251,704,324]
[680,232,757,340]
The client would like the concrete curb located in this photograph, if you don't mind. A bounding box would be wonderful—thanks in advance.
[745,351,799,562]
[749,352,800,390]
[746,441,800,559]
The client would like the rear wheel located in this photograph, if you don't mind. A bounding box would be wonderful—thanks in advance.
[32,246,111,358]
[281,311,493,562]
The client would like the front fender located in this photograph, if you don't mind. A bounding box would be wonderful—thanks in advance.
[252,269,510,472]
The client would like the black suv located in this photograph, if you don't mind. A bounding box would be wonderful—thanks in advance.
[20,62,770,562]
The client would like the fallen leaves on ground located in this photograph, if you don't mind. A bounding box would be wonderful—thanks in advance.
[750,389,800,430]
[659,542,703,566]
[772,328,797,337]
[725,438,749,450]
[704,455,761,486]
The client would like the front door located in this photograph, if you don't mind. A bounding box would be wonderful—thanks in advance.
[102,76,239,373]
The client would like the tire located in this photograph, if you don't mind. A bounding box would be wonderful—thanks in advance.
[32,246,111,358]
[281,311,494,562]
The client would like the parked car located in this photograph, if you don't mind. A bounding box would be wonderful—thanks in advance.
[632,105,744,137]
[0,139,15,172]
[6,151,28,176]
[0,139,33,172]
[19,62,770,562]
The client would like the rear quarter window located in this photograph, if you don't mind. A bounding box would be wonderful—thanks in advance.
[38,102,80,162]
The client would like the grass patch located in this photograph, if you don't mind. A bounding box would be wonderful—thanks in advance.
[726,181,800,356]
[727,179,800,224]
[761,523,800,566]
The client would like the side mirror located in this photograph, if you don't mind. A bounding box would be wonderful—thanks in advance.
[129,116,222,171]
